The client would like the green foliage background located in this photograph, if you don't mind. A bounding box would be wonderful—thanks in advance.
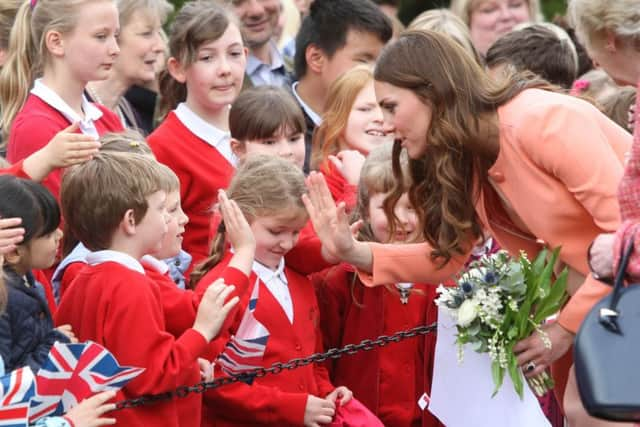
[167,0,567,25]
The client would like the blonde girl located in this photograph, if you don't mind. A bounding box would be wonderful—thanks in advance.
[191,155,353,427]
[148,1,247,267]
[0,0,124,198]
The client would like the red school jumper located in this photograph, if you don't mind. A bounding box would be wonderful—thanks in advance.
[56,257,208,427]
[313,263,445,427]
[0,160,31,179]
[7,95,123,199]
[195,253,336,427]
[148,113,235,267]
[320,161,357,213]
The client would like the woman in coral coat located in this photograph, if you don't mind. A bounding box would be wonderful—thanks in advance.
[303,30,632,426]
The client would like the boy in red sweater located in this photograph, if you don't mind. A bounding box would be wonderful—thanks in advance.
[56,152,239,427]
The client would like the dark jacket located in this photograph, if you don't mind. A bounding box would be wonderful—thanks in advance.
[0,268,69,372]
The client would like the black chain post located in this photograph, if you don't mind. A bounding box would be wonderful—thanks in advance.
[113,322,437,410]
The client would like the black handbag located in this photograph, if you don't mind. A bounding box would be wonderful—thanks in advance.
[574,237,640,421]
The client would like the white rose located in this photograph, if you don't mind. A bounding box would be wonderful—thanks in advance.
[457,299,479,327]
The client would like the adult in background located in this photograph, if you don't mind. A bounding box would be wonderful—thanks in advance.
[85,0,172,135]
[450,0,540,57]
[230,0,293,88]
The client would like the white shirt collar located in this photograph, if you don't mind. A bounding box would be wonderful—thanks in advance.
[86,250,145,274]
[31,79,103,138]
[173,103,237,167]
[140,255,169,275]
[291,81,322,126]
[252,258,288,286]
[52,242,90,287]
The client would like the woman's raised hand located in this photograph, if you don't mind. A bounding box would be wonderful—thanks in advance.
[302,172,355,261]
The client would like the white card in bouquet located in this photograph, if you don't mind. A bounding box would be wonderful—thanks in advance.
[429,307,551,427]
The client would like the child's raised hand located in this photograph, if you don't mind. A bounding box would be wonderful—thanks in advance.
[325,386,353,406]
[63,390,117,427]
[193,279,239,342]
[0,217,24,254]
[303,395,335,427]
[329,150,365,185]
[218,189,255,277]
[218,190,255,254]
[56,324,78,343]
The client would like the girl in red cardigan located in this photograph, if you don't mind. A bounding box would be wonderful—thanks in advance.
[191,155,359,427]
[0,0,123,199]
[311,65,394,212]
[148,2,247,267]
[314,143,444,427]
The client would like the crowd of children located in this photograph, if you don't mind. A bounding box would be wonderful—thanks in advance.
[0,0,637,426]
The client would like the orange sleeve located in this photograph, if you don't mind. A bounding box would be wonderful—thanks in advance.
[359,242,469,286]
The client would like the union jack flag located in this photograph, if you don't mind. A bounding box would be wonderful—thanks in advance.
[0,367,35,406]
[0,403,29,427]
[0,367,36,427]
[217,277,269,381]
[29,341,144,422]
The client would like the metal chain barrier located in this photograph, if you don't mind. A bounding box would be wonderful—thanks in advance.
[114,322,437,410]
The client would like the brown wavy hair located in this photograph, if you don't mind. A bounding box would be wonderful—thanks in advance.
[374,30,554,263]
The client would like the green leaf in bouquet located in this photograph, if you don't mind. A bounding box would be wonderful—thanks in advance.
[467,322,481,336]
[471,339,484,352]
[507,325,518,340]
[534,248,558,300]
[507,352,524,399]
[491,360,505,398]
[533,268,569,324]
[517,299,533,337]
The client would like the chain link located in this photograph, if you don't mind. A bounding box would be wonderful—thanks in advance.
[114,322,437,410]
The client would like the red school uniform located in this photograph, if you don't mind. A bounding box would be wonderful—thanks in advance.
[56,251,208,427]
[195,252,336,427]
[7,81,123,199]
[320,161,357,213]
[140,254,248,340]
[0,160,31,179]
[313,263,445,427]
[148,105,236,268]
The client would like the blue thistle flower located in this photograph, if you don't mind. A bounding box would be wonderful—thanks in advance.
[461,281,474,295]
[484,271,498,285]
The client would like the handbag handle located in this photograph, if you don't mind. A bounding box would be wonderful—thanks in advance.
[599,237,635,333]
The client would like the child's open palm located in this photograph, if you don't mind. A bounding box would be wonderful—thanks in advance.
[218,189,255,277]
[193,279,239,342]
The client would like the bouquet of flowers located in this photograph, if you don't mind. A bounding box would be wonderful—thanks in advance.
[435,248,568,398]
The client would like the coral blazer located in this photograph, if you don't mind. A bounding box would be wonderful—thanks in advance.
[361,88,631,334]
